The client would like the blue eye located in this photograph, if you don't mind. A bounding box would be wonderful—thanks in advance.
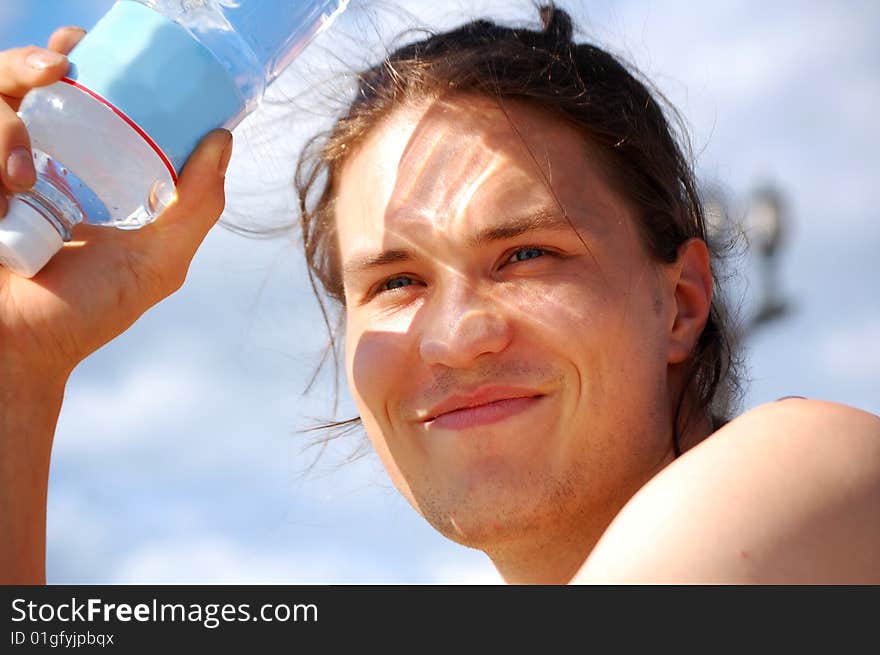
[510,247,546,263]
[380,276,415,292]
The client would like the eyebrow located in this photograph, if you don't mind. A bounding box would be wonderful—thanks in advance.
[342,209,575,278]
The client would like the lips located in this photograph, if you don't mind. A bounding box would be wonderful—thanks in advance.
[421,386,546,430]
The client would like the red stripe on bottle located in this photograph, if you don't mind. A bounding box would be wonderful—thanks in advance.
[59,77,178,184]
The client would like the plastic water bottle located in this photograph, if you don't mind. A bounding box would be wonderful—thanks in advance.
[0,0,348,278]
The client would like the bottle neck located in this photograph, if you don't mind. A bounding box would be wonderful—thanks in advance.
[20,173,84,242]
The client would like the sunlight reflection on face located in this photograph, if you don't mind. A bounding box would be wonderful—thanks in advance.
[334,92,675,551]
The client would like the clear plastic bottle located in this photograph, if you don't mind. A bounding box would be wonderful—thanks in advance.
[0,0,348,277]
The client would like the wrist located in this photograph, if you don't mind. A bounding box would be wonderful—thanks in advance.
[0,355,72,397]
[0,356,68,585]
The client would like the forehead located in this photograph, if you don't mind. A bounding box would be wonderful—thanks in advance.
[334,93,624,258]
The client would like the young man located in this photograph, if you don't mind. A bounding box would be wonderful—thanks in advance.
[322,90,880,585]
[1,12,878,584]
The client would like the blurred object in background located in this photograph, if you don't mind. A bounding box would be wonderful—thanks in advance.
[743,183,793,331]
[702,181,795,338]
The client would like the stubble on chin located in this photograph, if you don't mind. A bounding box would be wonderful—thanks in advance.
[409,462,592,551]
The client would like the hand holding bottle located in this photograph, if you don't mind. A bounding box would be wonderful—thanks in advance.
[0,27,232,383]
[0,27,232,583]
[0,3,348,584]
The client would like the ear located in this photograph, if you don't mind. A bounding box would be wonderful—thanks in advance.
[666,238,713,364]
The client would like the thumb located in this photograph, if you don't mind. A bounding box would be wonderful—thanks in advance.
[145,128,233,263]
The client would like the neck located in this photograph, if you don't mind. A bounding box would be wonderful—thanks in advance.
[485,503,623,584]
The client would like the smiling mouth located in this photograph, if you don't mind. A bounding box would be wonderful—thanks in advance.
[425,395,546,430]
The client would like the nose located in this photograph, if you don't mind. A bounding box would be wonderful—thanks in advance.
[418,280,513,368]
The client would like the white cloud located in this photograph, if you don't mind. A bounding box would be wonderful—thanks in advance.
[46,494,110,568]
[46,489,124,583]
[112,535,395,584]
[425,559,505,585]
[56,361,204,455]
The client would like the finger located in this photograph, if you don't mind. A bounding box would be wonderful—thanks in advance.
[129,129,232,274]
[165,128,233,236]
[0,192,8,219]
[47,26,87,55]
[0,101,35,193]
[0,46,69,100]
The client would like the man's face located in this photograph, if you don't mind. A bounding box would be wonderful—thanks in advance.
[335,94,680,549]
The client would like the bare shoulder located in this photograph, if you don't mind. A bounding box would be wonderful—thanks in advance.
[573,399,880,583]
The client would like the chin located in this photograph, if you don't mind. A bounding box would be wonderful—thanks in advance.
[411,464,582,549]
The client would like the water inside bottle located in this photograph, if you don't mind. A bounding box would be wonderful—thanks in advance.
[19,81,178,232]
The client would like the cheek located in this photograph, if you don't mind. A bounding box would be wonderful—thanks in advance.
[514,275,614,351]
[346,315,413,428]
[536,271,667,388]
[345,317,421,507]
[590,288,670,410]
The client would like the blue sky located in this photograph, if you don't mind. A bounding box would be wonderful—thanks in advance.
[2,0,877,583]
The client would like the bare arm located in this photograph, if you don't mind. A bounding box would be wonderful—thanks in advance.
[0,365,68,583]
[0,28,231,584]
[572,399,880,584]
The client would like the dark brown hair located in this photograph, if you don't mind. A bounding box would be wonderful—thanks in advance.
[294,3,743,457]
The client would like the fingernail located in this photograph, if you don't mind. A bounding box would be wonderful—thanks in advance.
[26,50,66,71]
[218,134,233,177]
[7,147,36,189]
